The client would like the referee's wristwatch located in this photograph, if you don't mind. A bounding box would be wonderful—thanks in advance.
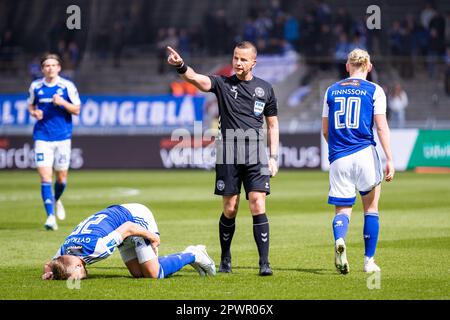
[270,155,278,161]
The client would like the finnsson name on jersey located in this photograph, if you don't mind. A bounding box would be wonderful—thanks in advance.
[330,88,368,96]
[323,77,387,164]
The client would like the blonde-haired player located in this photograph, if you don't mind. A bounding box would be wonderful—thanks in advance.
[322,48,394,274]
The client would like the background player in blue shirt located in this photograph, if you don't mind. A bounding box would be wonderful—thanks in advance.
[42,203,215,280]
[27,53,81,231]
[322,49,395,274]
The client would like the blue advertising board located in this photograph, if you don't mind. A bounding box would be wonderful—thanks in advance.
[0,94,204,133]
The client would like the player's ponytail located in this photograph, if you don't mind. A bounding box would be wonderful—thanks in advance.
[347,49,370,72]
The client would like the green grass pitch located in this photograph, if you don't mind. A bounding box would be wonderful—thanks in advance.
[0,170,449,300]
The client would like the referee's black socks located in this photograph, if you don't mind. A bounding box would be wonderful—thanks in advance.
[253,213,270,264]
[219,213,235,259]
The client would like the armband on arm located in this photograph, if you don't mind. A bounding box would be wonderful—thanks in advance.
[175,62,188,74]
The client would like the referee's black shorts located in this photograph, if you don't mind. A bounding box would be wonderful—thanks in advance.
[214,163,270,200]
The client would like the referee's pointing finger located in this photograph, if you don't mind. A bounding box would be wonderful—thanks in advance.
[166,46,177,55]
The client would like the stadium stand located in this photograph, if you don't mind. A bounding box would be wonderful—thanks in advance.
[1,0,449,131]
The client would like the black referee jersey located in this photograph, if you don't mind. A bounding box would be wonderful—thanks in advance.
[208,74,278,139]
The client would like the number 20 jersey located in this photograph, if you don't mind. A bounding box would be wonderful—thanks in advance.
[322,77,387,164]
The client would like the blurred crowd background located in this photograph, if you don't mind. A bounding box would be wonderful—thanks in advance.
[1,0,450,132]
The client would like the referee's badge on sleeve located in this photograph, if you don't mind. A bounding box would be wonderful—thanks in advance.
[254,101,265,116]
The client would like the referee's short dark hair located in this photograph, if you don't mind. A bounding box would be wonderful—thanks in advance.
[40,53,62,66]
[235,41,257,57]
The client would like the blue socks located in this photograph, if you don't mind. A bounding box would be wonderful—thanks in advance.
[41,182,54,217]
[40,180,67,217]
[332,213,350,241]
[364,213,379,258]
[157,253,195,278]
[332,212,380,258]
[54,181,66,201]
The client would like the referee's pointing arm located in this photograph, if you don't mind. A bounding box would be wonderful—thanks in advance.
[166,46,212,92]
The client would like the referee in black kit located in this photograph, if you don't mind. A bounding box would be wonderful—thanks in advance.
[167,41,279,276]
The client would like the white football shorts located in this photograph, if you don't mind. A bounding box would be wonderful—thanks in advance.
[328,145,383,206]
[118,203,160,264]
[34,139,71,171]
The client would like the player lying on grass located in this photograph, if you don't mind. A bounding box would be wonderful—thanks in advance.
[42,203,215,280]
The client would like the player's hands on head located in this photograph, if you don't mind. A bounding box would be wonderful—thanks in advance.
[269,158,278,177]
[166,46,183,67]
[52,94,66,106]
[385,160,395,182]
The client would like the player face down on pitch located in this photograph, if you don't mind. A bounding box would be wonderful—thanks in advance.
[167,42,280,276]
[42,203,215,280]
[322,49,395,274]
